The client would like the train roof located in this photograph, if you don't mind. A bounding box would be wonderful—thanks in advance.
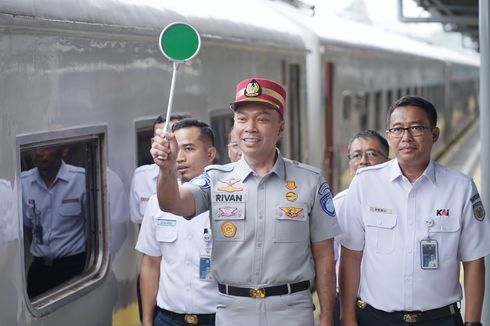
[0,0,307,52]
[271,1,479,67]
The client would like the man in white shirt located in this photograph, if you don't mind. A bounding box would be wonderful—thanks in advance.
[339,96,490,326]
[136,119,218,326]
[332,130,388,326]
[130,113,189,225]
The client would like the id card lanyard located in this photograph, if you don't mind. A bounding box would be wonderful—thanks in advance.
[199,228,213,281]
[420,218,439,269]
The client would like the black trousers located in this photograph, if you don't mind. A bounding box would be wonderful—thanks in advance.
[357,304,464,326]
[27,252,86,298]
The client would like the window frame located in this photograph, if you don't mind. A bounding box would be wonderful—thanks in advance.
[16,124,109,317]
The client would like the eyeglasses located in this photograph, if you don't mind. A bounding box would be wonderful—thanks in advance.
[348,149,386,163]
[387,125,432,138]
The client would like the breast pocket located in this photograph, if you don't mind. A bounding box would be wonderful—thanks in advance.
[274,203,309,243]
[365,213,397,254]
[155,218,179,263]
[428,218,460,258]
[212,203,245,241]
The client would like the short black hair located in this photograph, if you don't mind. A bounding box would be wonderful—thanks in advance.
[387,96,437,128]
[152,113,190,132]
[347,129,389,157]
[172,118,215,148]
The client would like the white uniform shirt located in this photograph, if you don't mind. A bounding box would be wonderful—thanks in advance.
[339,159,490,312]
[129,164,159,224]
[333,188,348,292]
[21,161,86,258]
[136,195,218,314]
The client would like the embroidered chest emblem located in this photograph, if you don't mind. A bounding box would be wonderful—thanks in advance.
[280,207,303,218]
[217,178,242,193]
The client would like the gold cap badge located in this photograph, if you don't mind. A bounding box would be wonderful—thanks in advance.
[244,79,261,97]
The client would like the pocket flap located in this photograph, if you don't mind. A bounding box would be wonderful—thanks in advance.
[59,203,82,216]
[429,219,460,233]
[365,212,397,229]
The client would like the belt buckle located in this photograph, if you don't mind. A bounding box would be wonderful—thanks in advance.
[249,288,266,298]
[403,313,420,323]
[184,314,198,325]
[356,299,367,309]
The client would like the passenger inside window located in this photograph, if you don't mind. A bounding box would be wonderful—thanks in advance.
[21,145,87,298]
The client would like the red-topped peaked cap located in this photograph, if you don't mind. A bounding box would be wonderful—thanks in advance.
[230,78,287,117]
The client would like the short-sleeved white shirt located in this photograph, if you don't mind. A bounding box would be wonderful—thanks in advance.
[21,161,86,258]
[339,159,490,312]
[183,152,342,286]
[333,188,348,292]
[129,164,159,224]
[136,195,218,314]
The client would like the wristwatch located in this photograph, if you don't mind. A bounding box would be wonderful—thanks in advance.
[464,322,483,326]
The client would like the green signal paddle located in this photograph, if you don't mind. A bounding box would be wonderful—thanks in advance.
[157,22,201,159]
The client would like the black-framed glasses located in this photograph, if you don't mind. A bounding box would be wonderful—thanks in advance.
[348,149,386,163]
[387,125,432,138]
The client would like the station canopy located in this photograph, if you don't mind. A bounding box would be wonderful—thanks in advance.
[400,0,479,51]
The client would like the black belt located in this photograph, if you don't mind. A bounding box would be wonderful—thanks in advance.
[357,300,459,324]
[218,280,310,298]
[33,252,86,267]
[157,307,215,325]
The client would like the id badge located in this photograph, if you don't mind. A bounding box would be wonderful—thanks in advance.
[420,239,439,269]
[199,255,212,281]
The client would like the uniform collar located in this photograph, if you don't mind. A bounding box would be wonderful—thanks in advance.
[389,159,436,184]
[235,148,285,181]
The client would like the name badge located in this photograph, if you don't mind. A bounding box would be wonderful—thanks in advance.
[420,239,439,269]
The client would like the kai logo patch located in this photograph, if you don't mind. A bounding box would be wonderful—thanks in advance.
[217,178,242,193]
[436,209,449,217]
[280,207,303,218]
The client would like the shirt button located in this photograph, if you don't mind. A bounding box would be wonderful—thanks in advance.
[257,243,262,247]
[377,220,382,225]
[259,185,265,190]
[255,272,259,276]
[258,215,263,220]
[408,248,412,254]
[186,260,191,265]
[408,219,413,225]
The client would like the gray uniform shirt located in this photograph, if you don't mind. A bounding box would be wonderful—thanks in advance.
[183,152,341,287]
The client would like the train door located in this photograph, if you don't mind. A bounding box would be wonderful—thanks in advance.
[210,109,234,164]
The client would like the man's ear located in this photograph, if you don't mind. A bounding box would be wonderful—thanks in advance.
[431,126,440,143]
[278,119,285,136]
[208,147,217,163]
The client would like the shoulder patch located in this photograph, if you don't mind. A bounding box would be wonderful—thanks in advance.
[473,200,486,221]
[320,191,336,217]
[190,172,211,190]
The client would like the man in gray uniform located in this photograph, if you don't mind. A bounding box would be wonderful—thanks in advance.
[151,77,341,326]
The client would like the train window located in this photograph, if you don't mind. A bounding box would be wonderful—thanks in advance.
[396,88,402,100]
[135,120,154,167]
[18,126,108,315]
[210,109,234,164]
[134,113,191,167]
[374,91,382,131]
[343,93,352,120]
[288,63,302,161]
